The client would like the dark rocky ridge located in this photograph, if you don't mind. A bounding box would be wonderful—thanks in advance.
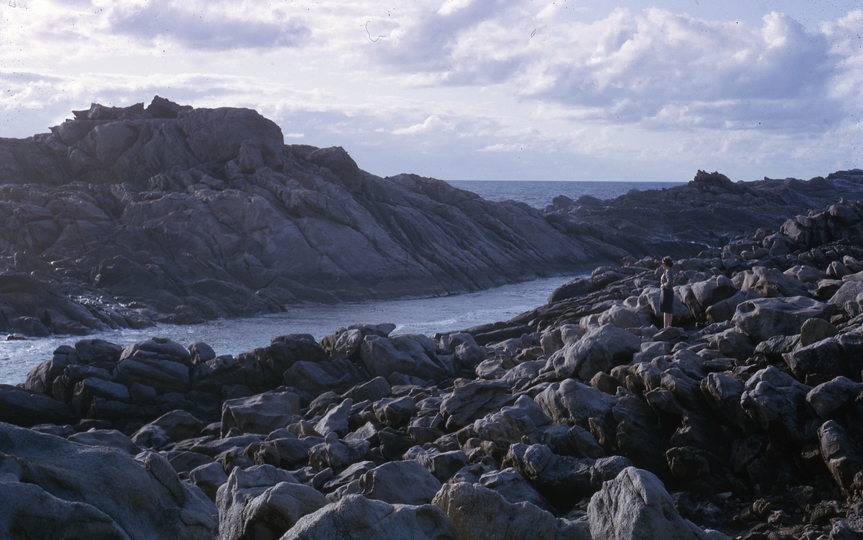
[544,169,863,261]
[5,199,863,538]
[0,97,609,337]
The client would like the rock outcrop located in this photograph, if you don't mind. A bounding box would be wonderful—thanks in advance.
[0,97,608,336]
[545,169,863,260]
[0,422,218,539]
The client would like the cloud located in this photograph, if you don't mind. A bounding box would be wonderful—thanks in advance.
[392,115,451,135]
[107,0,311,50]
[0,0,859,184]
[478,143,527,152]
[363,3,859,135]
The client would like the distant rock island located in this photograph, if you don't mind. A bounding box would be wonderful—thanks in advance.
[1,96,863,337]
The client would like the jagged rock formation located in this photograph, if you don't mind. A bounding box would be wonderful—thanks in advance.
[0,97,606,336]
[6,199,863,538]
[544,169,863,260]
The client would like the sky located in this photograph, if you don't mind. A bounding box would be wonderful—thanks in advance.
[0,1,861,183]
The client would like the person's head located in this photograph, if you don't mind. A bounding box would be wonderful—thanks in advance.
[662,256,673,268]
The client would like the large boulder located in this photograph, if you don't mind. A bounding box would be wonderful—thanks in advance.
[0,422,217,540]
[358,460,442,506]
[358,334,450,381]
[783,334,863,383]
[553,324,641,380]
[131,409,206,449]
[502,443,630,512]
[807,377,863,419]
[440,380,513,431]
[535,379,616,425]
[740,366,815,445]
[0,384,76,427]
[588,467,728,540]
[113,338,193,394]
[735,266,810,297]
[433,482,590,540]
[828,280,863,311]
[68,428,141,454]
[216,465,327,540]
[818,420,863,494]
[281,494,459,539]
[732,296,834,342]
[221,389,301,436]
[315,398,354,437]
[471,395,552,446]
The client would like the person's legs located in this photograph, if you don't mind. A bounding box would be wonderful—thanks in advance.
[663,312,672,328]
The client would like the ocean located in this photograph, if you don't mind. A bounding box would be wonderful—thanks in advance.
[0,180,681,385]
[448,180,680,209]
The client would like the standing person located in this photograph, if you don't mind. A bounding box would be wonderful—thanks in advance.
[660,256,675,328]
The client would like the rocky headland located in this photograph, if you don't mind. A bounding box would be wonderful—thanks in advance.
[4,196,863,539]
[543,168,863,261]
[3,96,863,338]
[0,97,610,337]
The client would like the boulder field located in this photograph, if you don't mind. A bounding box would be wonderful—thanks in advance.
[4,200,863,539]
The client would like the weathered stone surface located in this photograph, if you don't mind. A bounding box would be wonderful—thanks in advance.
[476,467,551,510]
[308,437,371,473]
[0,482,130,539]
[553,324,641,380]
[281,494,459,539]
[190,462,229,502]
[735,266,810,298]
[358,460,442,506]
[503,443,630,511]
[440,380,512,431]
[68,428,141,454]
[0,422,217,540]
[732,296,834,342]
[433,482,590,540]
[132,409,206,449]
[315,398,353,438]
[217,464,326,540]
[740,366,814,445]
[588,467,728,540]
[471,394,551,446]
[221,389,301,436]
[0,384,76,427]
[807,377,863,419]
[535,379,616,425]
[359,335,450,381]
[113,338,192,394]
[818,420,863,494]
[783,334,863,382]
[799,317,839,346]
[341,376,392,403]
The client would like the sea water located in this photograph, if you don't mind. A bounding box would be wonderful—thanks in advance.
[0,180,681,385]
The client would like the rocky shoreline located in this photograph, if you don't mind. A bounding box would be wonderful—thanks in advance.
[0,97,610,337]
[4,198,863,539]
[3,97,863,339]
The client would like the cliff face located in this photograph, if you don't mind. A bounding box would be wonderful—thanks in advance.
[0,97,605,336]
